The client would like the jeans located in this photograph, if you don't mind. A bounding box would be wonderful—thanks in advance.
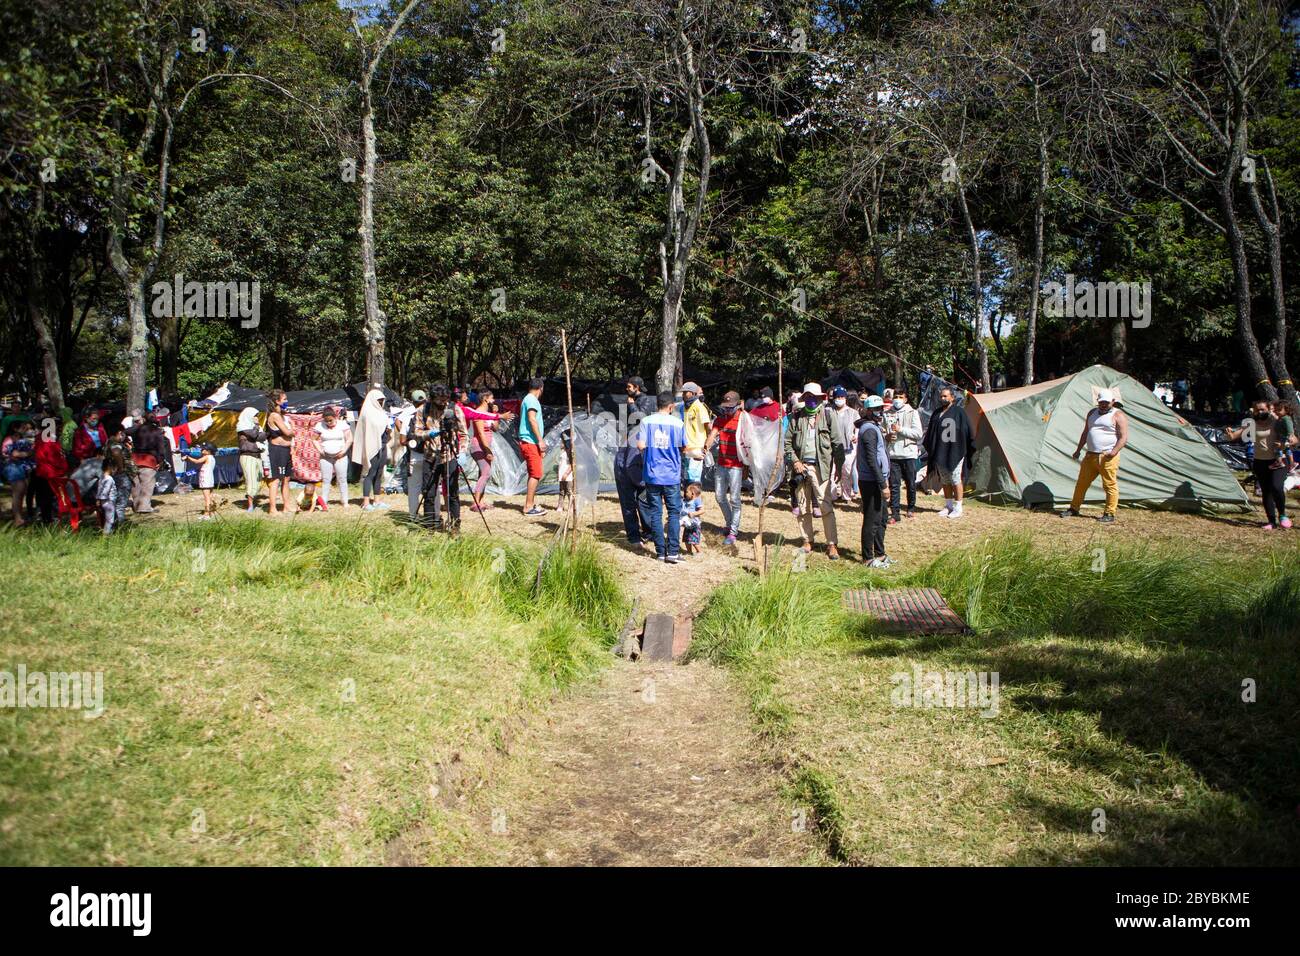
[615,473,647,543]
[714,465,743,536]
[860,482,886,560]
[888,457,917,519]
[640,482,682,558]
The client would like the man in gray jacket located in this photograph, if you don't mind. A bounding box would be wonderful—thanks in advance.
[882,386,922,521]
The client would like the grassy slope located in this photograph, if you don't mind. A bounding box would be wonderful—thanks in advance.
[0,521,625,865]
[691,535,1300,865]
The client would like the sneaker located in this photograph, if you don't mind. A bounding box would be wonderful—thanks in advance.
[949,507,963,519]
[524,507,546,517]
[724,534,737,548]
[665,553,680,564]
[1097,513,1115,524]
[316,496,328,512]
[197,514,212,521]
[905,509,915,519]
[245,503,256,513]
[373,501,390,510]
[887,516,897,525]
[879,555,896,568]
[1059,509,1080,518]
[1262,523,1276,530]
[868,557,888,569]
[792,506,802,518]
[827,545,840,561]
[1281,517,1293,529]
[813,507,822,518]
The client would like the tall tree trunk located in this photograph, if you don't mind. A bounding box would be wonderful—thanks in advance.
[1109,318,1128,372]
[954,183,990,391]
[359,86,384,386]
[1216,182,1274,400]
[28,278,64,412]
[1245,165,1296,405]
[125,276,150,412]
[1024,138,1046,386]
[159,314,179,395]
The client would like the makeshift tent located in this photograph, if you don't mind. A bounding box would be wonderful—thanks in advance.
[821,367,887,398]
[964,365,1250,512]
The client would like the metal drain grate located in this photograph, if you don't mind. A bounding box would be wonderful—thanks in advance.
[841,587,969,634]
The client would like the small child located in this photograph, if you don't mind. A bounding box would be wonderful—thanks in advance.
[681,482,704,554]
[97,454,120,535]
[181,443,218,519]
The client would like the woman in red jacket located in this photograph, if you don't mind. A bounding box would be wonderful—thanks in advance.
[71,408,108,463]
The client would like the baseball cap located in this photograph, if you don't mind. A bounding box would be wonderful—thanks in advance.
[1097,389,1114,403]
[864,395,884,409]
[831,385,847,398]
[681,381,701,394]
[411,389,428,403]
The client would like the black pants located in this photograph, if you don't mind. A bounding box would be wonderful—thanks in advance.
[888,458,917,519]
[424,458,460,526]
[1252,459,1288,524]
[860,482,887,560]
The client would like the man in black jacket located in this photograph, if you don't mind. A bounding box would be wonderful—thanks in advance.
[614,424,652,548]
[921,387,975,518]
[856,395,892,566]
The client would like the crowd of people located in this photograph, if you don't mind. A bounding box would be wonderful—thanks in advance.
[3,374,1294,552]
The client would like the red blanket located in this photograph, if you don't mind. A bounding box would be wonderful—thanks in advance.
[289,413,322,483]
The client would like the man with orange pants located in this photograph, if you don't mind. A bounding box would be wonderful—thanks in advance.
[1061,389,1128,524]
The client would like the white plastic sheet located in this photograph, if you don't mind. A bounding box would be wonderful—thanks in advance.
[737,411,785,500]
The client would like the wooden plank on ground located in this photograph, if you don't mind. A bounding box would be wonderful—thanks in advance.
[641,613,676,662]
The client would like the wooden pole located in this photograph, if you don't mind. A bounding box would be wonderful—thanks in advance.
[560,328,579,552]
[757,348,784,576]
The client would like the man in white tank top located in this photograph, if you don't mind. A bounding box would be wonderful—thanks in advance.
[1061,389,1128,523]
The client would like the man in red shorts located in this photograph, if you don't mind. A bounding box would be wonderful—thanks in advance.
[519,377,547,515]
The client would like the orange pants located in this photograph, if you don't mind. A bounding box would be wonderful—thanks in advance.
[1070,451,1120,515]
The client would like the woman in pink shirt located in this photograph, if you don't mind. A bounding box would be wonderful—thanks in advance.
[466,390,504,512]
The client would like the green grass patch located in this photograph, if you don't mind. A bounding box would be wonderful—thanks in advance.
[0,520,625,865]
[693,534,1300,865]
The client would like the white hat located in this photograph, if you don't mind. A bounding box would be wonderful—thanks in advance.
[1097,389,1114,403]
[802,382,824,398]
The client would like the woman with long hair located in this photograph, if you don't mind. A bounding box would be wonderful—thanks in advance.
[1227,400,1291,530]
[468,390,498,511]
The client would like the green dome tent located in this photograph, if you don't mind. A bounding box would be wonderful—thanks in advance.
[964,365,1250,512]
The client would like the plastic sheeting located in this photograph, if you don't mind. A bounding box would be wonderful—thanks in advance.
[737,410,785,500]
[473,409,621,498]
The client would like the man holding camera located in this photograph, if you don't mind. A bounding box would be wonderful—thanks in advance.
[420,384,468,530]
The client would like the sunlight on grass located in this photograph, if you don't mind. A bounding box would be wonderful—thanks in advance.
[0,521,625,865]
[693,534,1300,865]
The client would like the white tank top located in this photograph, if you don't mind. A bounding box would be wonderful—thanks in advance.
[1086,408,1119,453]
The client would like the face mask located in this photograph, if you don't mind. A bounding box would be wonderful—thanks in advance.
[684,395,697,406]
[279,401,288,411]
[834,398,846,408]
[804,398,820,411]
[893,399,903,410]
